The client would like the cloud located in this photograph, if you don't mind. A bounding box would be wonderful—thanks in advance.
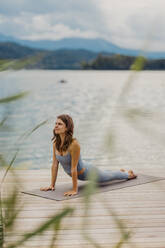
[0,12,100,40]
[0,0,99,16]
[0,0,104,41]
[0,0,164,51]
[20,17,100,40]
[96,0,165,50]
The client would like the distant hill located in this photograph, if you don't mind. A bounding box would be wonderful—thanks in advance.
[0,42,40,59]
[36,49,100,69]
[0,42,165,70]
[0,33,165,59]
[0,42,100,69]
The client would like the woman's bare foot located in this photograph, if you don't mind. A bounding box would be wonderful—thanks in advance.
[120,169,137,180]
[128,170,137,179]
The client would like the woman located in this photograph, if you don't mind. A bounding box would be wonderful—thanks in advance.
[40,114,137,196]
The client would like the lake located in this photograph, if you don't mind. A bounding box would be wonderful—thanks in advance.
[0,70,165,171]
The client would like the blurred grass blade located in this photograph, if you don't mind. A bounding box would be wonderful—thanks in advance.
[130,56,147,71]
[1,119,49,186]
[0,115,12,132]
[49,224,59,248]
[15,119,49,153]
[0,117,8,127]
[3,181,23,231]
[0,92,29,104]
[83,169,98,204]
[0,60,16,71]
[49,216,65,248]
[0,52,46,71]
[0,149,20,186]
[0,155,7,167]
[7,207,74,248]
[81,170,102,248]
[122,107,165,145]
[0,199,4,248]
[101,199,132,248]
[23,119,49,140]
[0,92,29,133]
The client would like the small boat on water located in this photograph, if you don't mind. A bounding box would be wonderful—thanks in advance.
[59,79,67,83]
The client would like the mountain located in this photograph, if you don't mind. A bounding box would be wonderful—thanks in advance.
[0,42,100,69]
[0,33,16,43]
[0,33,165,59]
[0,42,41,59]
[35,49,100,69]
[0,42,165,70]
[0,33,120,52]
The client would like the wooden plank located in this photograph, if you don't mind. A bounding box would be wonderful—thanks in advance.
[2,169,165,248]
[3,204,165,218]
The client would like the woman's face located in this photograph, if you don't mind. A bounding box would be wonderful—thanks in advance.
[54,118,67,135]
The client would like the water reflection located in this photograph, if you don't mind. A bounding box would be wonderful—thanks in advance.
[0,70,165,170]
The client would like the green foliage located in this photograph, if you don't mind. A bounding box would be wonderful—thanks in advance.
[2,177,22,232]
[0,92,29,104]
[0,60,17,71]
[1,118,49,187]
[0,35,162,247]
[102,200,132,248]
[0,91,51,248]
[82,53,165,70]
[7,207,74,248]
[81,171,102,248]
[0,53,46,71]
[130,56,147,71]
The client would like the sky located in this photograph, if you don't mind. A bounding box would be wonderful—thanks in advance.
[0,0,164,51]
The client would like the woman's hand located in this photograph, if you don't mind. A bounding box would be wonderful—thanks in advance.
[40,186,55,191]
[64,190,77,196]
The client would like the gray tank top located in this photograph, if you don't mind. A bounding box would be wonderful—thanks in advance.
[55,152,85,176]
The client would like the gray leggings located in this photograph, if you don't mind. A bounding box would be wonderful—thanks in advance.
[78,165,129,183]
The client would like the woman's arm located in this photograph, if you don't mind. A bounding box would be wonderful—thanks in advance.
[51,142,59,187]
[40,142,59,191]
[64,140,80,196]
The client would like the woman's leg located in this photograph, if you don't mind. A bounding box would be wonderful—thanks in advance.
[95,169,129,183]
[78,165,129,183]
[78,166,137,183]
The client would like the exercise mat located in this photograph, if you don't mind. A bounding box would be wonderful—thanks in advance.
[21,173,165,201]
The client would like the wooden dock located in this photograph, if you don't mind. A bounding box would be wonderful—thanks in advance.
[2,166,165,248]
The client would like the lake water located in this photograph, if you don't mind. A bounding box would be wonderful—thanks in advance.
[0,70,165,170]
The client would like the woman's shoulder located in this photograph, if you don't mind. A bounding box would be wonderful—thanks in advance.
[70,138,80,151]
[71,137,80,145]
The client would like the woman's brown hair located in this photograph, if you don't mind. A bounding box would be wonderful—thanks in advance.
[52,114,74,152]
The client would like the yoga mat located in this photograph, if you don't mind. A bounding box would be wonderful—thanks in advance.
[21,173,165,201]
